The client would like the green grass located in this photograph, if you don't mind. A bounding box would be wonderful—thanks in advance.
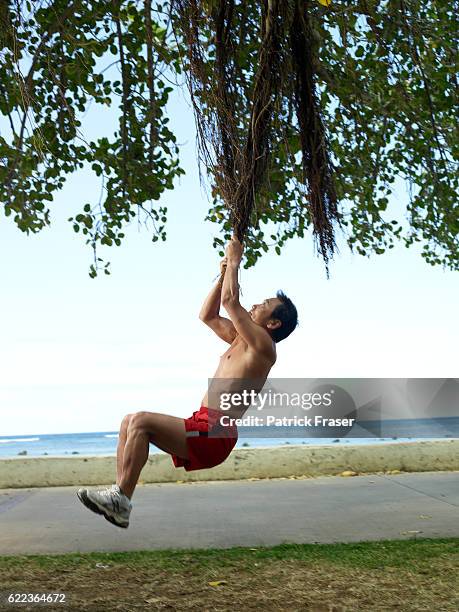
[0,538,457,573]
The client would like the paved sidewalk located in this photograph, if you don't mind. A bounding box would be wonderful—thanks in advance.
[0,472,458,555]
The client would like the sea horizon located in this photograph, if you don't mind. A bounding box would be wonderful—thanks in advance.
[1,416,458,459]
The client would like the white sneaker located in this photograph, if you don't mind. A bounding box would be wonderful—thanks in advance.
[77,484,132,528]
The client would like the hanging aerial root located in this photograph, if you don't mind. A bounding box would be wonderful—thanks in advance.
[171,0,339,269]
[290,0,339,269]
[231,0,291,242]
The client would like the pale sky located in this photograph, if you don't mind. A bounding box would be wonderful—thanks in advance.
[1,88,457,437]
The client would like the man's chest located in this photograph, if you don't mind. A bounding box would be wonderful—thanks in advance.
[220,342,247,363]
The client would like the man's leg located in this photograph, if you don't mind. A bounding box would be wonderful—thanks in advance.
[77,411,189,527]
[118,411,188,499]
[116,413,133,485]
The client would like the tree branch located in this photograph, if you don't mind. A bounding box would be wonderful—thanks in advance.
[145,0,156,171]
[114,2,129,200]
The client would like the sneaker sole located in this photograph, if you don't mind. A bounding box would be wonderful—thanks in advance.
[76,489,129,529]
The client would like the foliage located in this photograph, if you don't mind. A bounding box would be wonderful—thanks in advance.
[0,0,183,276]
[0,0,457,274]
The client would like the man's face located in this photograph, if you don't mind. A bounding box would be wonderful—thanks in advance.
[249,297,282,326]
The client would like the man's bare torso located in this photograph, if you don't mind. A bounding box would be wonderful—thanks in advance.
[202,334,276,412]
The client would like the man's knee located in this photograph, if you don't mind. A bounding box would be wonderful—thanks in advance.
[120,412,135,432]
[127,411,152,433]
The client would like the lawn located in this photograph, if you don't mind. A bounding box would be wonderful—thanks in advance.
[0,538,458,611]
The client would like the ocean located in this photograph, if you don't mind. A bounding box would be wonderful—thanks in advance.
[1,416,458,458]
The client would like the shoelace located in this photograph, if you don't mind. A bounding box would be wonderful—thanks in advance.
[98,488,120,499]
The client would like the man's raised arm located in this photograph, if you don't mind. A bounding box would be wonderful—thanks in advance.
[221,237,272,353]
[199,258,237,344]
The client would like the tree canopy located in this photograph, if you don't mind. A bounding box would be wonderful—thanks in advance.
[0,0,457,276]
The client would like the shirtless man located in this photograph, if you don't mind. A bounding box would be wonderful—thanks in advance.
[77,237,298,527]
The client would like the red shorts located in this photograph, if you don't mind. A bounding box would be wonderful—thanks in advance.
[171,406,238,472]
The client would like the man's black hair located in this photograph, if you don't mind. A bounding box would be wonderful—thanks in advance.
[270,290,298,343]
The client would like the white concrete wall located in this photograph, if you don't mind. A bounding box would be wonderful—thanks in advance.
[1,440,458,489]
